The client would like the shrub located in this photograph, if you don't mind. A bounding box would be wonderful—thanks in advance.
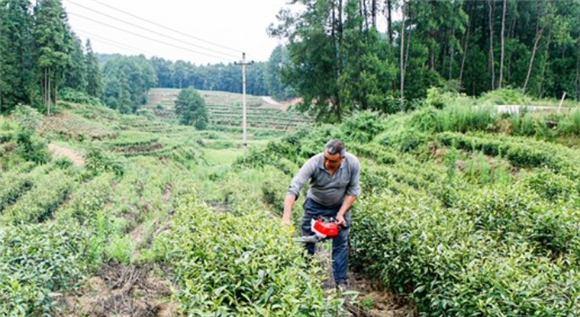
[157,195,342,316]
[84,147,125,177]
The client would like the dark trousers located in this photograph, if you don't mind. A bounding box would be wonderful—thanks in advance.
[300,198,350,285]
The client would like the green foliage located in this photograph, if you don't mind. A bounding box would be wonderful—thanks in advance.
[59,88,101,106]
[0,0,36,112]
[342,111,385,143]
[352,188,580,317]
[84,147,125,177]
[558,109,580,136]
[135,107,155,120]
[1,168,73,224]
[379,128,429,153]
[14,132,51,164]
[101,55,157,113]
[0,172,33,212]
[107,234,133,265]
[157,194,342,316]
[174,86,208,129]
[0,222,95,316]
[523,169,576,202]
[479,88,531,106]
[261,169,290,214]
[11,105,43,133]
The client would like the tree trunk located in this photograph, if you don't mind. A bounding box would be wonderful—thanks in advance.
[488,0,495,90]
[498,0,507,88]
[405,23,411,74]
[400,0,406,110]
[47,68,51,116]
[459,25,470,86]
[538,26,553,98]
[371,0,376,29]
[523,0,544,93]
[337,0,343,109]
[575,44,580,100]
[441,32,448,74]
[449,46,454,80]
[387,0,393,45]
[361,0,368,31]
[54,71,58,107]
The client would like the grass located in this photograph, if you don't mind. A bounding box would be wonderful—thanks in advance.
[203,148,243,165]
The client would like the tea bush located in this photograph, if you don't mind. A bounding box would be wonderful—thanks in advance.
[156,195,342,316]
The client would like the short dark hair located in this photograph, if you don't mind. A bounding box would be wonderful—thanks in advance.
[325,139,346,157]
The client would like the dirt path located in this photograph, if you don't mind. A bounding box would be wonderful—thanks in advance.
[261,96,302,111]
[317,245,415,317]
[48,143,85,165]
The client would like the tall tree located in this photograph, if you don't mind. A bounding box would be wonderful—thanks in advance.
[63,33,87,91]
[269,0,343,122]
[0,0,35,112]
[33,0,71,115]
[488,0,495,90]
[85,39,102,97]
[523,0,550,92]
[399,0,406,109]
[101,55,156,112]
[174,87,208,129]
[265,45,295,100]
[498,0,507,88]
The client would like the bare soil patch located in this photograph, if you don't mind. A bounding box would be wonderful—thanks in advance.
[49,143,85,165]
[58,262,178,317]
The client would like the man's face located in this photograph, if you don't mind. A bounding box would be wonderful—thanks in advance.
[323,149,343,171]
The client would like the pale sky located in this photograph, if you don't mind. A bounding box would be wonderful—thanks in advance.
[62,0,292,65]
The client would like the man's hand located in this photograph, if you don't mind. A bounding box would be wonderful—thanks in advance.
[282,194,296,226]
[281,217,292,226]
[336,195,356,227]
[336,214,347,227]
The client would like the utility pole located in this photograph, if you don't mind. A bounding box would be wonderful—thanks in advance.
[235,53,254,158]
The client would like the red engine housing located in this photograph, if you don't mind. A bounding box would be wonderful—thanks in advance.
[311,218,340,238]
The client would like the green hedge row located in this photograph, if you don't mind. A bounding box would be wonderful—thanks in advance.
[352,190,580,317]
[154,195,342,316]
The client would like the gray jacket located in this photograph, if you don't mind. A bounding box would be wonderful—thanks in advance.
[287,152,361,206]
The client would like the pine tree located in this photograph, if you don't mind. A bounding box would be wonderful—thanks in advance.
[0,0,35,112]
[33,0,72,115]
[63,33,87,92]
[85,39,102,97]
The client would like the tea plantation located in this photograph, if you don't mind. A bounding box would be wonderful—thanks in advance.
[1,92,580,316]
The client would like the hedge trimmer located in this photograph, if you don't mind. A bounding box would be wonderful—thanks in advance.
[293,216,342,243]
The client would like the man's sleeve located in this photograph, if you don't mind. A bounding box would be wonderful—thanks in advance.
[287,157,317,197]
[346,158,361,196]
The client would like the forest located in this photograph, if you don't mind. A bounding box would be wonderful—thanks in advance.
[1,0,579,121]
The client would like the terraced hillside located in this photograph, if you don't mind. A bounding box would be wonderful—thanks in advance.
[146,88,312,130]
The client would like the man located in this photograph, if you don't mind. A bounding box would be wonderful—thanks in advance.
[282,139,361,289]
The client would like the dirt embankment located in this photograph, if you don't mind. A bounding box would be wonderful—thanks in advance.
[48,143,85,165]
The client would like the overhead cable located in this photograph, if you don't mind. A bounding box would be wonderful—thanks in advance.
[66,1,239,59]
[91,0,244,54]
[69,12,233,62]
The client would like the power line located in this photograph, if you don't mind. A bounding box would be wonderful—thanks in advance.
[75,29,158,56]
[66,0,239,60]
[90,0,244,54]
[68,12,235,62]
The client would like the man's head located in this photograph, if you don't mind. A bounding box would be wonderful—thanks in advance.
[323,139,346,171]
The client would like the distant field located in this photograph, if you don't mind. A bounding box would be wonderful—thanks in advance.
[146,88,287,110]
[145,88,311,130]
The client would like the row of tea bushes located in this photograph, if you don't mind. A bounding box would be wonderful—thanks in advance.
[351,190,580,316]
[154,194,342,316]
